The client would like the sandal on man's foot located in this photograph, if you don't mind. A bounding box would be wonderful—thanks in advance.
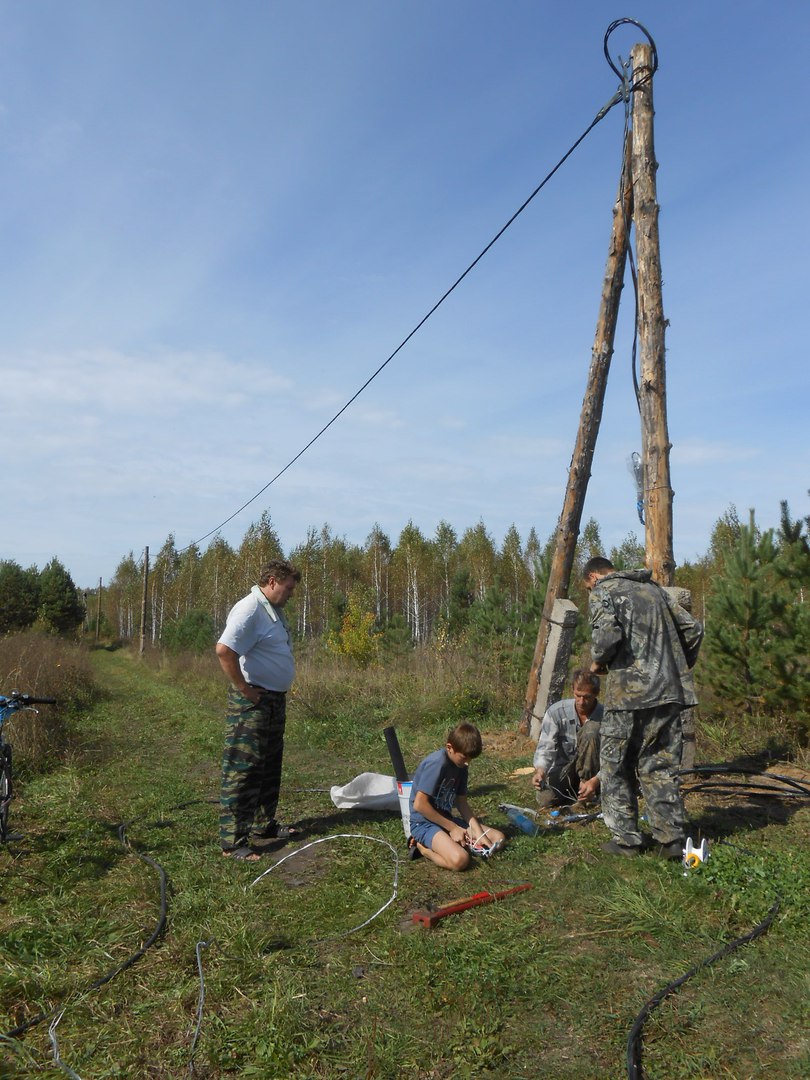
[222,845,263,862]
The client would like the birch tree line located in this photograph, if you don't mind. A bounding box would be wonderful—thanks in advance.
[103,503,798,653]
[92,496,810,735]
[101,510,577,646]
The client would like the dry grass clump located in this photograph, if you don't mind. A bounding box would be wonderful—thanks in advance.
[0,631,97,772]
[292,640,516,735]
[143,636,520,736]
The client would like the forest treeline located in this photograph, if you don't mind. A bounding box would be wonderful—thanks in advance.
[2,499,808,741]
[104,513,645,652]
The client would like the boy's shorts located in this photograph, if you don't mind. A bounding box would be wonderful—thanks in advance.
[410,816,469,849]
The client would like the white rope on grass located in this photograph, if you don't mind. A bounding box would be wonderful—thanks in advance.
[187,939,213,1077]
[48,1009,82,1080]
[187,835,399,1072]
[247,833,400,942]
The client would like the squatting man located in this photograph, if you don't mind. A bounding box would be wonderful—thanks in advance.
[531,669,602,812]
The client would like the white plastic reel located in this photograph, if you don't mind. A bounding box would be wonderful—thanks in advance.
[683,837,709,869]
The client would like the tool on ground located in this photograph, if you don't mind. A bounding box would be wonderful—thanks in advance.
[499,802,540,819]
[683,837,709,869]
[411,883,533,928]
[552,809,603,824]
[499,802,601,830]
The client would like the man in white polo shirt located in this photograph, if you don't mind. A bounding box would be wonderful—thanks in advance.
[216,558,301,860]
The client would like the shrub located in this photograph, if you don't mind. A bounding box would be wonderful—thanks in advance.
[0,631,97,774]
[37,558,85,634]
[701,513,810,743]
[325,592,381,668]
[0,561,40,634]
[161,610,217,655]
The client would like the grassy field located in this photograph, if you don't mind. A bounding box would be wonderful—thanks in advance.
[1,647,808,1079]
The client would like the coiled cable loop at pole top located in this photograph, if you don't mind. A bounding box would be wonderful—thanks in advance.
[604,18,659,87]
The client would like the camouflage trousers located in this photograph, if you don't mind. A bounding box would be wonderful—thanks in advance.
[220,686,286,850]
[600,703,685,847]
[536,719,602,808]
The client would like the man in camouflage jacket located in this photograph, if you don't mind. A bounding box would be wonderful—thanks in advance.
[582,557,704,859]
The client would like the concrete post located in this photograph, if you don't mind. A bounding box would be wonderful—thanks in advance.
[529,599,580,741]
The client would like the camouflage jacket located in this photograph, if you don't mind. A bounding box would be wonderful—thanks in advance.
[588,569,703,710]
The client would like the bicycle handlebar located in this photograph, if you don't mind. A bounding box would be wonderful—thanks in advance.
[0,693,57,707]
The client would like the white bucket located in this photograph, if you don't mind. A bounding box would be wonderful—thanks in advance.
[397,780,413,839]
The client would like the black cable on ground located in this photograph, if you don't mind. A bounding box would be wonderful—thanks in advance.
[626,900,780,1080]
[1,797,402,1073]
[682,781,810,800]
[1,818,169,1042]
[625,757,810,1078]
[679,764,810,798]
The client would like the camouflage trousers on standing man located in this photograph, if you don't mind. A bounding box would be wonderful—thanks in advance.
[599,703,685,848]
[220,685,286,850]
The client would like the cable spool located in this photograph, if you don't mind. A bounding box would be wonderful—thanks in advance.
[683,837,709,870]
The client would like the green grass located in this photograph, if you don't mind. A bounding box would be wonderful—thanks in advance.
[1,648,809,1078]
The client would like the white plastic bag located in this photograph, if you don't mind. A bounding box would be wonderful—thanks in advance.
[330,772,400,811]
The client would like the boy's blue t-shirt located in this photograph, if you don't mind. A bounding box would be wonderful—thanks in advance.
[408,747,469,830]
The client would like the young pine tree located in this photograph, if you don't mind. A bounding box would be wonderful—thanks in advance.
[702,512,809,731]
[37,559,85,634]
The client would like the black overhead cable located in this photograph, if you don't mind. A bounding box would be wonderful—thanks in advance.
[180,20,658,554]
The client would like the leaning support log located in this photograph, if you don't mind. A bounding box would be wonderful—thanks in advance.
[521,134,633,731]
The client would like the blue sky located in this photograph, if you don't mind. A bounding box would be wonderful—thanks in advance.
[1,1,808,589]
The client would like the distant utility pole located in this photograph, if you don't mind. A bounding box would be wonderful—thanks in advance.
[95,577,102,642]
[632,41,674,585]
[522,134,633,732]
[139,547,149,656]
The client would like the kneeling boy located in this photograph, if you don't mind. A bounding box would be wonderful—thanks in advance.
[409,722,506,871]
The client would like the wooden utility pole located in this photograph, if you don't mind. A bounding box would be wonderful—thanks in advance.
[95,577,102,642]
[631,42,674,585]
[522,134,633,730]
[139,547,149,656]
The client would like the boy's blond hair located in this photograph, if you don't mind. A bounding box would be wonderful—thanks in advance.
[447,722,482,759]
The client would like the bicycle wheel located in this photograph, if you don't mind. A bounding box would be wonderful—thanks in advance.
[0,742,12,843]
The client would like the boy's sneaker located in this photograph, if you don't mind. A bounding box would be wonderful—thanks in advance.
[407,836,422,861]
